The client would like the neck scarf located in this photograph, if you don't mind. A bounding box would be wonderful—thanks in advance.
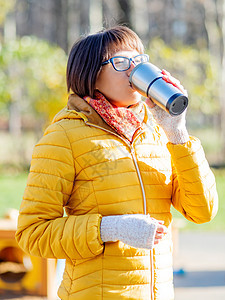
[84,91,145,142]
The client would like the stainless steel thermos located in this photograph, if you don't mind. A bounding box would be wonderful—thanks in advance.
[129,62,188,116]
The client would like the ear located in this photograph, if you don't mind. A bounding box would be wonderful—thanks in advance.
[95,70,102,90]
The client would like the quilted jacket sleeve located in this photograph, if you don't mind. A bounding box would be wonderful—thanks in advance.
[15,122,104,260]
[168,136,218,224]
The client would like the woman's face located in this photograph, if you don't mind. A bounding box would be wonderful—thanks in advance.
[95,49,142,107]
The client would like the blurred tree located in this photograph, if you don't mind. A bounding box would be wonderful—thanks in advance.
[136,0,209,46]
[200,0,225,158]
[102,0,118,28]
[220,0,225,157]
[0,36,68,135]
[148,37,220,118]
[90,0,103,33]
[117,0,132,28]
[16,0,69,52]
[79,0,90,34]
[1,0,221,52]
[0,0,15,25]
[202,0,222,59]
[54,0,69,52]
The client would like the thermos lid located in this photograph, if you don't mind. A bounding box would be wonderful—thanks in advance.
[167,94,188,116]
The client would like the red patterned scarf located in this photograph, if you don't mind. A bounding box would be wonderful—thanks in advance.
[83,91,144,142]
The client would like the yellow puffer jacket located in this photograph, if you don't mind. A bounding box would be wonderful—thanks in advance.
[16,95,218,300]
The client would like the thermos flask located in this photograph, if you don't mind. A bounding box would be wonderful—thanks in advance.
[129,62,188,116]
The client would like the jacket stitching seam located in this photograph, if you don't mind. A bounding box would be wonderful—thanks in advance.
[57,123,75,158]
[72,144,128,160]
[70,191,95,209]
[26,184,71,196]
[69,283,102,295]
[102,249,103,300]
[75,165,134,178]
[30,170,74,182]
[97,198,146,206]
[72,218,83,259]
[59,218,72,261]
[77,125,101,213]
[67,246,76,297]
[21,198,63,207]
[71,194,140,210]
[73,180,137,192]
[32,156,72,166]
[85,215,99,256]
[48,222,54,257]
[35,143,71,151]
[75,158,128,171]
[27,223,42,257]
[57,123,77,197]
[71,268,102,280]
[69,132,113,144]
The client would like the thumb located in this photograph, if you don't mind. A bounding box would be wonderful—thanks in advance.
[145,97,156,108]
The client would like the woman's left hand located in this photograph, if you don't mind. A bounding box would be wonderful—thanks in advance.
[161,69,188,96]
[145,70,189,145]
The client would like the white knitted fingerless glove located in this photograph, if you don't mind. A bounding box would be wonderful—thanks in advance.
[150,105,189,144]
[100,214,158,250]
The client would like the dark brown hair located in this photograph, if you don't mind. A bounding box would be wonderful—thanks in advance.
[66,25,144,97]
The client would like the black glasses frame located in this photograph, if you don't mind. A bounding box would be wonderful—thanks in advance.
[101,54,149,72]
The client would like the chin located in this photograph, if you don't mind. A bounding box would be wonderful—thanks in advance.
[131,93,142,104]
[110,92,142,107]
[117,98,139,107]
[125,94,142,107]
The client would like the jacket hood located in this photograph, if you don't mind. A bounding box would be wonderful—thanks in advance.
[52,94,114,132]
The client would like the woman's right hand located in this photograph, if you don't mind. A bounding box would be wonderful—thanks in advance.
[100,214,167,250]
[154,220,168,245]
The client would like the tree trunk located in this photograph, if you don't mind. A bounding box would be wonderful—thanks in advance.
[90,0,103,33]
[203,0,221,59]
[220,0,225,161]
[117,0,132,28]
[202,0,224,163]
[9,101,21,137]
[54,0,69,52]
[79,0,90,34]
[102,0,118,28]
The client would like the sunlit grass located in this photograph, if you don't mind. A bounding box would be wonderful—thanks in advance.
[0,173,28,217]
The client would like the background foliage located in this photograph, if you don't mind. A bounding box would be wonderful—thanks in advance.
[0,36,67,125]
[148,38,219,115]
[0,0,224,233]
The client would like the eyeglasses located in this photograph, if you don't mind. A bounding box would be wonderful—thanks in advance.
[101,54,149,72]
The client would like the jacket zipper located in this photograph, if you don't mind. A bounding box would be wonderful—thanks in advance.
[85,121,154,300]
[130,140,147,215]
[130,137,154,300]
[131,136,154,300]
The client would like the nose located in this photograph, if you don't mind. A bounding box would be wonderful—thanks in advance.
[130,58,137,68]
[126,60,136,77]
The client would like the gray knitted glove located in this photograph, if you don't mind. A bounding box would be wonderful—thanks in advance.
[100,214,158,250]
[149,105,189,144]
[148,70,189,144]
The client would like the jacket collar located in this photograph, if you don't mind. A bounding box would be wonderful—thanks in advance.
[67,94,115,133]
[66,94,153,144]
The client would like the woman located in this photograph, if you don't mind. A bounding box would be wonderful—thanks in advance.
[16,25,218,300]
